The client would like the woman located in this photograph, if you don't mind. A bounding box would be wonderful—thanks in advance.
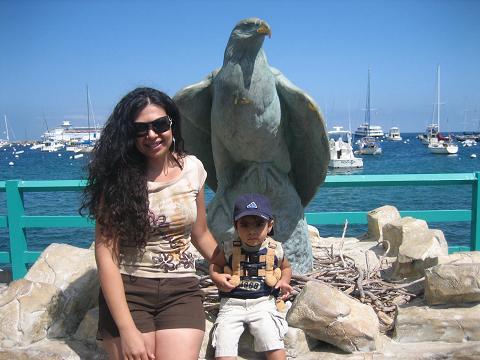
[81,87,222,360]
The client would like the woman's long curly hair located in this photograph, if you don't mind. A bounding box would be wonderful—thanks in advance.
[80,87,185,250]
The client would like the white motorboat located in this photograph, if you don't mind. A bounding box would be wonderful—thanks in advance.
[387,127,402,141]
[328,127,363,169]
[30,143,45,150]
[463,139,477,147]
[73,144,94,153]
[40,140,65,152]
[419,123,439,144]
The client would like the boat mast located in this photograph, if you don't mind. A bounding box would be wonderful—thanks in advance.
[436,65,441,133]
[86,85,91,142]
[365,69,371,136]
[4,115,9,142]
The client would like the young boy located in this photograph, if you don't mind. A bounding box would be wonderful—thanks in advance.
[210,193,293,360]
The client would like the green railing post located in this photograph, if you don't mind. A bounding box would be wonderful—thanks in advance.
[6,180,28,279]
[471,172,480,252]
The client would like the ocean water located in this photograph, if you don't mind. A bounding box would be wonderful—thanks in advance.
[0,133,478,258]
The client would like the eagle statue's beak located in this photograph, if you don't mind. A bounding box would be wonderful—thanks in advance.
[257,23,272,38]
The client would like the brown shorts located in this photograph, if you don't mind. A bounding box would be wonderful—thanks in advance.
[97,274,205,340]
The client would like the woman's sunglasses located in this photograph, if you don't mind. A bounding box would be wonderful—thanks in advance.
[133,116,172,137]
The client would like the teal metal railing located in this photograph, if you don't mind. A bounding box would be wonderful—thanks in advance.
[1,172,479,280]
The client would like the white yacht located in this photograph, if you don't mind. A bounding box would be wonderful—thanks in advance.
[328,127,363,169]
[40,140,65,152]
[354,123,384,138]
[41,120,101,143]
[387,127,402,141]
[418,123,439,145]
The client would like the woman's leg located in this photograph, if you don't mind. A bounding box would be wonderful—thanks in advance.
[102,337,122,360]
[155,328,204,360]
[101,331,156,360]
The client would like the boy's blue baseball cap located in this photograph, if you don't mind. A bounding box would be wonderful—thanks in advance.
[233,193,273,221]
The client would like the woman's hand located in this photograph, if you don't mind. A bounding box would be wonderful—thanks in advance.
[120,327,155,360]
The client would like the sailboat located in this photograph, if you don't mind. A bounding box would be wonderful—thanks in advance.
[71,86,96,154]
[355,69,382,155]
[427,66,458,155]
[0,115,10,148]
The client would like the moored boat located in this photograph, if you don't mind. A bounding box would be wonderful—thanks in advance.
[428,138,458,154]
[354,70,382,155]
[387,127,402,141]
[355,136,382,155]
[426,65,458,155]
[354,123,384,138]
[328,127,363,169]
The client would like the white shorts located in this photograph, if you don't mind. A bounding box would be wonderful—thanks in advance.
[212,296,288,357]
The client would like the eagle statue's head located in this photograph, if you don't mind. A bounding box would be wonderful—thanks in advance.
[224,18,271,64]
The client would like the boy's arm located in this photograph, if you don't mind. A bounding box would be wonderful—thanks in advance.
[275,257,294,300]
[208,249,236,292]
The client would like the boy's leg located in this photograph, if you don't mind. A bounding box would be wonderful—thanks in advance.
[265,349,286,360]
[214,300,247,358]
[247,298,288,354]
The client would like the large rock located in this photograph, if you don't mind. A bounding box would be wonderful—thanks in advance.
[392,229,448,279]
[0,279,59,347]
[286,281,380,353]
[425,263,480,305]
[365,205,400,242]
[0,243,98,347]
[284,326,319,359]
[0,338,106,360]
[394,300,480,343]
[428,251,480,267]
[382,217,429,257]
[24,243,99,338]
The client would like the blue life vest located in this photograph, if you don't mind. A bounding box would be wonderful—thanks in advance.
[220,239,281,299]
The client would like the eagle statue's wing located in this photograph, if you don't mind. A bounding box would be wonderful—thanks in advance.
[173,69,219,191]
[272,67,330,207]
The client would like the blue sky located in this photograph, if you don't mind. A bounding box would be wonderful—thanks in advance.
[1,0,479,140]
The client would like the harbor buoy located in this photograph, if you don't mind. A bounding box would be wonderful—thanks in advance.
[14,155,19,158]
[58,154,62,157]
[73,154,84,159]
[8,161,14,166]
[471,154,477,158]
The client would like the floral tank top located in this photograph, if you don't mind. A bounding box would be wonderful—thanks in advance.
[119,155,207,278]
